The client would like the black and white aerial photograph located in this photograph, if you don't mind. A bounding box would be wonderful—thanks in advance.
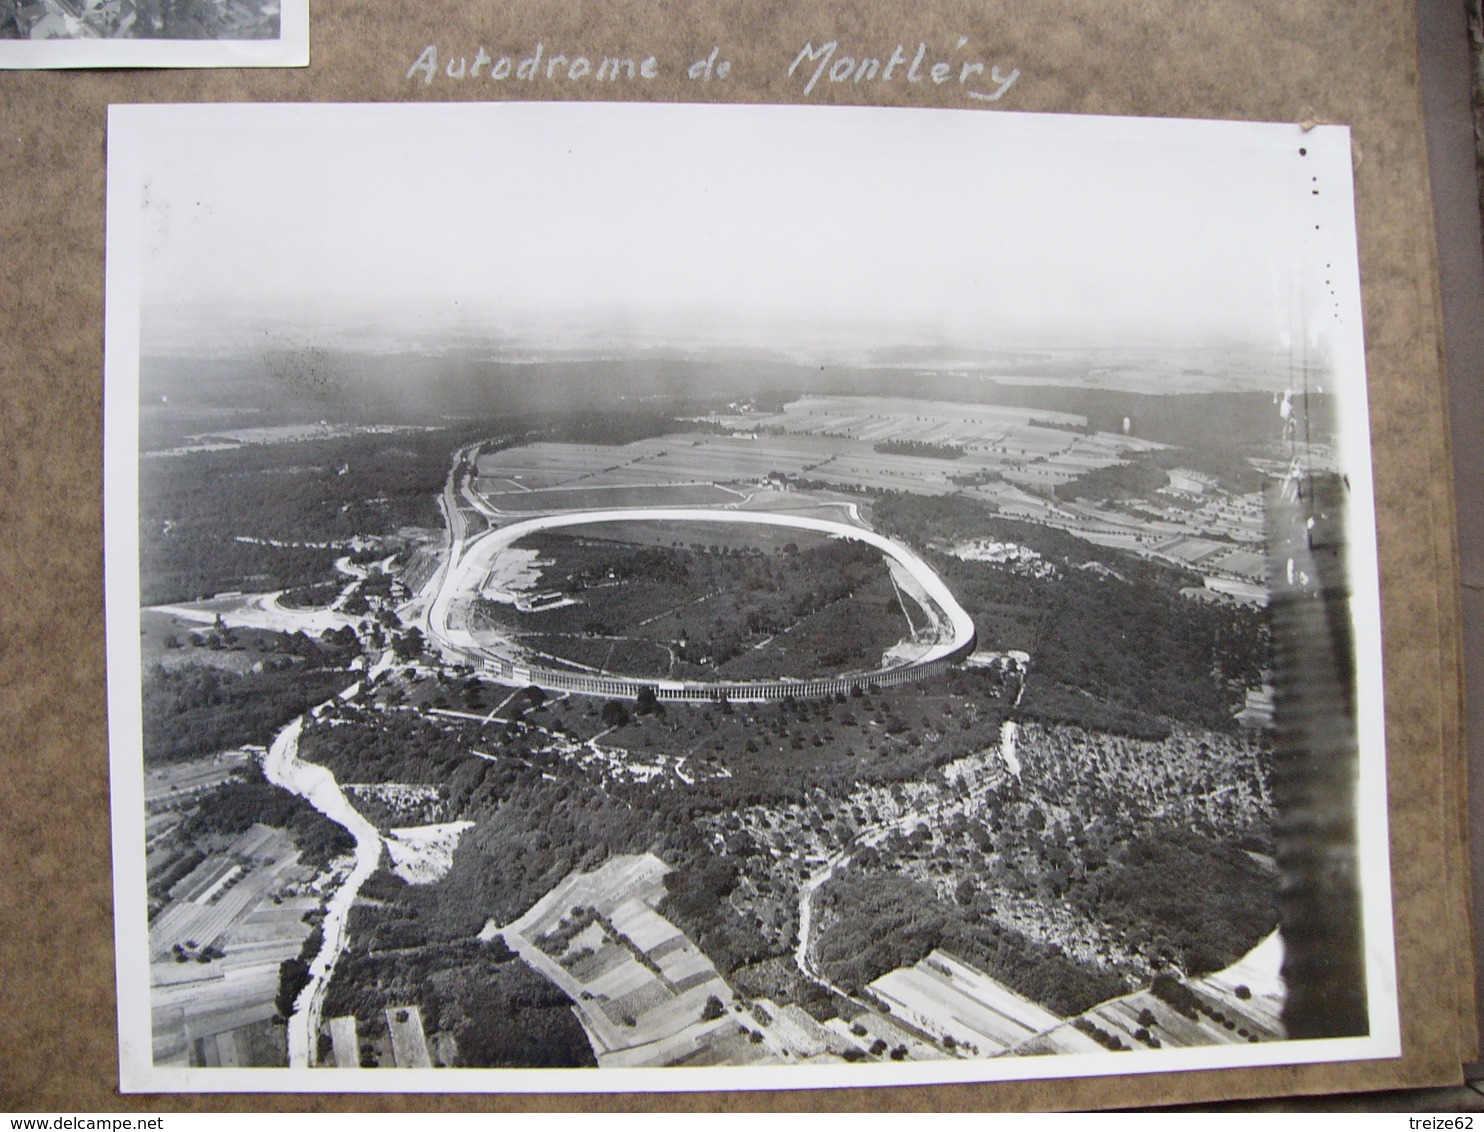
[0,0,306,68]
[103,102,1398,1092]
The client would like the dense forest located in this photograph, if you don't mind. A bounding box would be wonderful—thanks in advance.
[141,350,802,427]
[138,407,745,606]
[178,761,355,870]
[1053,446,1264,503]
[538,411,727,447]
[803,372,1331,454]
[308,654,1272,1040]
[319,933,595,1068]
[870,493,1267,736]
[813,871,1128,1017]
[138,422,500,605]
[1052,461,1172,505]
[142,651,353,765]
[477,532,910,679]
[1077,828,1277,973]
[303,706,772,963]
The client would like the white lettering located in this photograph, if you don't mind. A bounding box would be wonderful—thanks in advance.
[407,44,437,85]
[789,40,837,95]
[516,43,543,80]
[789,37,1019,104]
[413,37,1011,100]
[882,44,908,80]
[907,42,926,81]
[689,46,719,80]
[966,65,1019,101]
[597,56,635,80]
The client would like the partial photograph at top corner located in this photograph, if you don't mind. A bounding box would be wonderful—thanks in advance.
[0,0,306,67]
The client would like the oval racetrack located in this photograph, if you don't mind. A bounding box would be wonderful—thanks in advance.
[425,508,976,702]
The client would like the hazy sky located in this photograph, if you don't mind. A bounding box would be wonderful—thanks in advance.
[114,103,1358,357]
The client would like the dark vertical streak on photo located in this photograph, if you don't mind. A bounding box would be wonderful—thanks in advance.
[1267,471,1368,1038]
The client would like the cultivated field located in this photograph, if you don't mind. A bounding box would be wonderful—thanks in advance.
[134,380,1289,1076]
[496,854,741,1066]
[1014,932,1285,1054]
[144,750,253,809]
[148,823,329,1066]
[463,397,1271,601]
[473,399,1153,516]
[866,949,1064,1056]
[386,1005,434,1068]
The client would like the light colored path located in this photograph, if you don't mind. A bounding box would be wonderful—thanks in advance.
[791,756,1010,1009]
[793,849,866,1008]
[261,713,383,1068]
[150,592,353,636]
[1000,720,1021,777]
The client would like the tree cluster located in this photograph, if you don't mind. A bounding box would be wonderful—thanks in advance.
[139,422,496,605]
[813,869,1128,1018]
[872,439,966,460]
[178,770,355,869]
[142,657,352,766]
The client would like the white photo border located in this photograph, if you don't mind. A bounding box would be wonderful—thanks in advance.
[0,0,306,69]
[104,101,1401,1094]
